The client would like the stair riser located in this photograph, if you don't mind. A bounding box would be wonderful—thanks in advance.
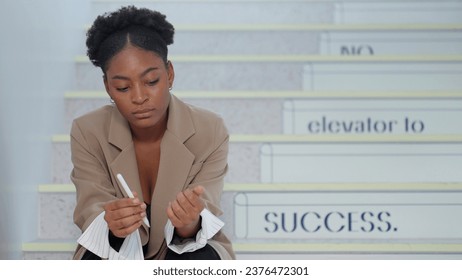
[75,61,305,91]
[76,29,462,58]
[171,31,319,55]
[52,142,261,184]
[39,192,80,240]
[76,61,462,92]
[75,29,322,56]
[39,192,235,240]
[90,2,333,25]
[64,98,283,134]
[23,252,74,260]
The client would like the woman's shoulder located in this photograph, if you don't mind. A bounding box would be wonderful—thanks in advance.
[180,100,229,147]
[73,105,113,124]
[175,97,225,128]
[74,105,114,122]
[71,105,114,137]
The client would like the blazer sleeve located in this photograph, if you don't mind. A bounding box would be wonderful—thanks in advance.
[70,119,118,232]
[187,116,229,217]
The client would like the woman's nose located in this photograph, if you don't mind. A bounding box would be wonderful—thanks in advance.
[131,85,148,104]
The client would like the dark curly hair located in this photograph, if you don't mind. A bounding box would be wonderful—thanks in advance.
[86,5,175,73]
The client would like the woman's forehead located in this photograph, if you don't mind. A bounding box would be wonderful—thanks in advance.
[106,45,166,74]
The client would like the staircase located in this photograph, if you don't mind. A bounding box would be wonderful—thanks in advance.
[23,0,462,259]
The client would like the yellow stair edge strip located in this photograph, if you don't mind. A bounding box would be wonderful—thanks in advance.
[92,0,462,6]
[75,54,462,63]
[93,0,332,3]
[22,242,462,253]
[232,243,462,253]
[224,183,462,192]
[230,134,462,143]
[39,183,462,193]
[64,90,462,99]
[22,242,77,252]
[174,23,462,31]
[39,184,76,192]
[84,23,462,32]
[52,134,462,143]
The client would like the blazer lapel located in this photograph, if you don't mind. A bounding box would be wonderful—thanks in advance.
[149,95,196,256]
[107,106,144,202]
[106,106,149,241]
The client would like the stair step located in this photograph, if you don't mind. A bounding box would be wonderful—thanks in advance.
[38,182,462,239]
[22,240,462,260]
[90,0,333,25]
[163,23,462,31]
[38,190,80,239]
[40,182,462,193]
[74,55,462,91]
[79,23,462,56]
[75,54,462,63]
[64,90,462,99]
[83,23,462,33]
[51,134,462,184]
[63,90,462,135]
[52,134,462,143]
[22,240,76,260]
[335,1,462,24]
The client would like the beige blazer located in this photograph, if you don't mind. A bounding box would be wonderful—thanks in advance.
[70,94,235,260]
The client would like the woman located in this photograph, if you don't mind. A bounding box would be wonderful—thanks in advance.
[70,6,235,260]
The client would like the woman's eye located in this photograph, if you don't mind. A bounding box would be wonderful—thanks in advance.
[116,87,129,92]
[147,79,159,86]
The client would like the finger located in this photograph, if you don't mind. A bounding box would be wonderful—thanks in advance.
[104,200,146,224]
[177,190,195,209]
[107,203,145,220]
[170,198,189,221]
[183,188,205,210]
[104,197,142,212]
[167,202,185,228]
[111,214,144,230]
[176,191,204,220]
[192,185,205,196]
[114,205,146,220]
[111,219,143,238]
[107,210,145,236]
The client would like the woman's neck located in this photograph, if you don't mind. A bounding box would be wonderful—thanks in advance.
[131,113,168,143]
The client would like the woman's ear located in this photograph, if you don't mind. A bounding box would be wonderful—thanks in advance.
[103,74,112,97]
[167,60,175,88]
[103,75,116,103]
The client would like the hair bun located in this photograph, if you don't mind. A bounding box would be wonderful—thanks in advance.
[86,5,175,68]
[105,5,175,45]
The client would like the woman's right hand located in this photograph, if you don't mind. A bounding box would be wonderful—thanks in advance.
[103,191,147,238]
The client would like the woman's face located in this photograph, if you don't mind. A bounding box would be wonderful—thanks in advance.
[104,45,174,131]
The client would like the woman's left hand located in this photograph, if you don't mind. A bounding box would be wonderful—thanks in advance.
[167,185,205,238]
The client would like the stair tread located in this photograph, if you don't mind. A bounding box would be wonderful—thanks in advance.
[22,239,462,253]
[75,54,462,63]
[39,182,462,193]
[51,134,462,143]
[64,90,462,99]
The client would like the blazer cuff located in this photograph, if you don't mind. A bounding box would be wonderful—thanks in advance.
[77,211,144,259]
[164,208,224,254]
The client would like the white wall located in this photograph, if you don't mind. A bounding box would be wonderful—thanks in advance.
[0,0,91,259]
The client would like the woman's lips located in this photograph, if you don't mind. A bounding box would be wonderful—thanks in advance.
[132,108,155,118]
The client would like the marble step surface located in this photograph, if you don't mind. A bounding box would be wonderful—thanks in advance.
[89,0,334,25]
[76,23,462,56]
[51,134,462,184]
[73,55,462,91]
[89,0,462,25]
[62,90,462,135]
